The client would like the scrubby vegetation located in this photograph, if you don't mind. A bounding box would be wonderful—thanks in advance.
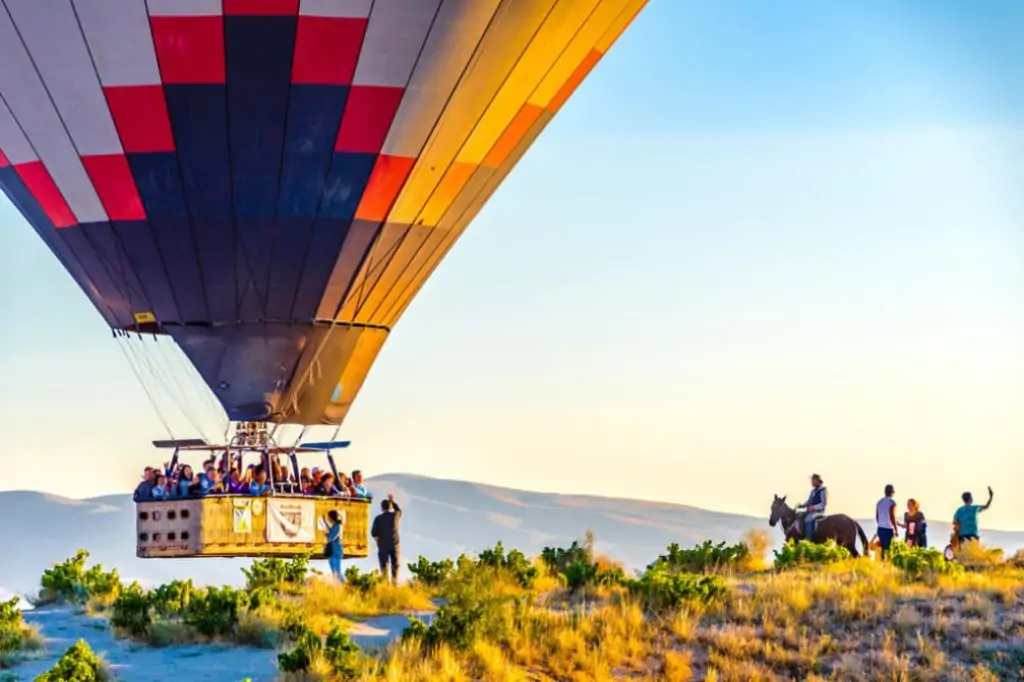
[0,597,42,668]
[33,640,110,682]
[22,531,1024,681]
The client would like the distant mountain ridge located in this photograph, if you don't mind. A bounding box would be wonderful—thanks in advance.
[2,473,1023,600]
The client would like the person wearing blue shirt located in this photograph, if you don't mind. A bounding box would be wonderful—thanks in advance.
[249,469,271,496]
[325,510,344,582]
[953,486,993,545]
[351,470,371,499]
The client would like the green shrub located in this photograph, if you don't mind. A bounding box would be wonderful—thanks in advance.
[242,554,310,592]
[541,540,592,574]
[649,540,750,574]
[0,597,40,665]
[773,540,852,569]
[402,592,510,652]
[183,586,244,638]
[562,560,626,594]
[477,542,538,589]
[278,623,363,679]
[407,557,455,587]
[33,640,109,682]
[150,579,193,617]
[110,583,153,639]
[343,566,383,594]
[625,564,727,613]
[889,541,964,579]
[37,551,119,606]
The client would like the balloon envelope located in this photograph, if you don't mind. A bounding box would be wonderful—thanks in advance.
[0,0,646,425]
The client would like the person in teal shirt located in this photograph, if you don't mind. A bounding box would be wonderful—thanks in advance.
[953,486,993,544]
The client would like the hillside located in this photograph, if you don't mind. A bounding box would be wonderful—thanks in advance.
[2,473,1023,600]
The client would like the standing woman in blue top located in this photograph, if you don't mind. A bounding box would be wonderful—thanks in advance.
[326,510,344,582]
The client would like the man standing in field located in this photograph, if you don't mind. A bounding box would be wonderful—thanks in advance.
[371,494,402,583]
[953,487,994,546]
[875,484,898,557]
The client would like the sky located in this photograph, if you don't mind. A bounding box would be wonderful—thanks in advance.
[1,0,1023,531]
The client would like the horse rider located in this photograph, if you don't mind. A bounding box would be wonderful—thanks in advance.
[796,473,828,540]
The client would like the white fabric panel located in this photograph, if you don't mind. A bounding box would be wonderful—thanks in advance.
[381,0,500,157]
[353,0,441,87]
[299,0,371,17]
[146,0,222,16]
[0,96,37,164]
[74,0,162,87]
[0,6,107,221]
[6,0,123,157]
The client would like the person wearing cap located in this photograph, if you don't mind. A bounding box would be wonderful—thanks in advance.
[875,484,898,557]
[796,474,827,540]
[953,486,994,546]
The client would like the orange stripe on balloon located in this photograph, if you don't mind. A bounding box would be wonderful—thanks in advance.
[547,49,603,113]
[483,104,544,169]
[354,155,415,222]
[419,162,476,226]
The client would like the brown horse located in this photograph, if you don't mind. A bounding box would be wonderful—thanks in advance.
[769,494,869,557]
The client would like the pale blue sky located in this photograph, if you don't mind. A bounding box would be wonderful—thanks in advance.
[2,0,1023,530]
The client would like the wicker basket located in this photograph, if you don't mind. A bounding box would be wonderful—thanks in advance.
[136,495,370,559]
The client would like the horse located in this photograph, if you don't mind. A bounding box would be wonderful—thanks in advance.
[769,494,869,557]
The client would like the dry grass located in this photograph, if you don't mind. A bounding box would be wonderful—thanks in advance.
[295,577,435,624]
[322,556,1024,682]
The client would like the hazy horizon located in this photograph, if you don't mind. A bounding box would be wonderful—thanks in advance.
[2,1,1022,531]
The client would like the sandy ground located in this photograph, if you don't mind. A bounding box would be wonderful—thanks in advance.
[10,608,434,681]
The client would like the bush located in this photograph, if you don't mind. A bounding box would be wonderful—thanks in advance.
[649,540,750,574]
[242,554,310,592]
[541,539,593,574]
[477,542,538,589]
[110,583,153,639]
[34,640,109,682]
[889,541,964,579]
[343,566,383,594]
[37,551,119,606]
[562,560,627,594]
[150,579,193,617]
[773,540,852,569]
[183,586,244,638]
[625,565,727,613]
[402,595,508,652]
[277,622,363,678]
[407,556,455,587]
[0,597,40,665]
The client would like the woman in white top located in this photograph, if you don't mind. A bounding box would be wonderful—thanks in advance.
[875,484,898,557]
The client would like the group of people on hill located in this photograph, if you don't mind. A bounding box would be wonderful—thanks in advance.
[132,457,372,502]
[796,473,995,556]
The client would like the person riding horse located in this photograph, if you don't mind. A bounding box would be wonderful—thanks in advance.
[795,474,828,540]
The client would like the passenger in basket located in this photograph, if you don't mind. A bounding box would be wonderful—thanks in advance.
[315,472,338,496]
[249,469,271,496]
[336,473,355,497]
[325,509,344,582]
[150,474,169,499]
[176,466,195,498]
[133,467,156,502]
[227,469,247,495]
[351,470,370,499]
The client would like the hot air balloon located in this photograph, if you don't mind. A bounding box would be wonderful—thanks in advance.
[0,0,647,558]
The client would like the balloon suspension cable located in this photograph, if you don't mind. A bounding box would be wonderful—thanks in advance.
[116,333,175,439]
